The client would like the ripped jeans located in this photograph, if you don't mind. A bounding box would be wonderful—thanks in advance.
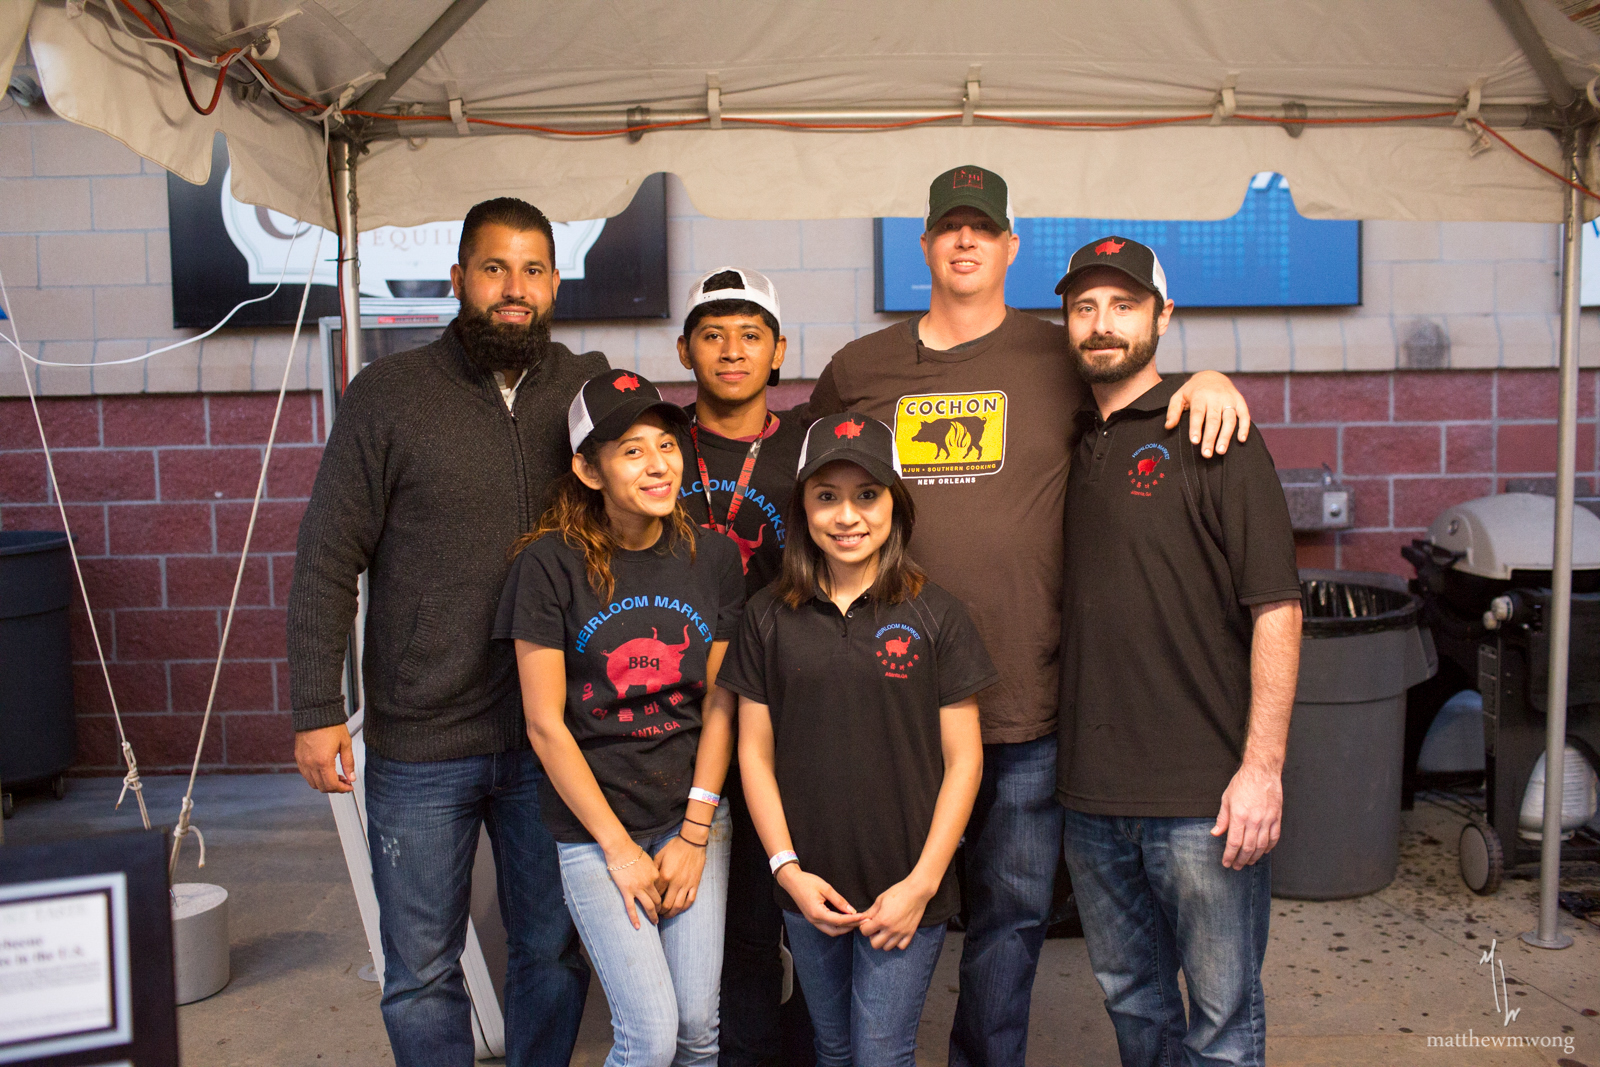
[365,749,588,1067]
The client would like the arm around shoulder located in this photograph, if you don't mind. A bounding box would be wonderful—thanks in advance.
[1166,370,1252,458]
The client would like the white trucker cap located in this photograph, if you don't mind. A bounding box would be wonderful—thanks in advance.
[684,266,782,326]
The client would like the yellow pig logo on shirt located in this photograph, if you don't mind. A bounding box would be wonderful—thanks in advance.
[894,391,1007,480]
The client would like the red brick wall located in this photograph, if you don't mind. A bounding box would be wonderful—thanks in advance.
[0,393,323,775]
[2,370,1597,774]
[1245,370,1600,574]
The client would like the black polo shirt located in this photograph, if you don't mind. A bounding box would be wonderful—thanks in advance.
[719,582,997,923]
[1057,375,1300,817]
[679,407,808,600]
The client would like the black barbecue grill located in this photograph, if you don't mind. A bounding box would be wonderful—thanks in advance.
[1402,492,1600,894]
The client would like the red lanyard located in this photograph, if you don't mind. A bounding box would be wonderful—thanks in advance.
[689,413,772,535]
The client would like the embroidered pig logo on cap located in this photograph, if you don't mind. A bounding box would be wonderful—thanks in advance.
[1094,238,1127,256]
[613,373,641,392]
[834,419,864,439]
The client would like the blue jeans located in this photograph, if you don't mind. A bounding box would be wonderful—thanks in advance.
[949,735,1064,1067]
[1061,810,1270,1067]
[559,806,732,1067]
[783,913,946,1067]
[365,749,588,1067]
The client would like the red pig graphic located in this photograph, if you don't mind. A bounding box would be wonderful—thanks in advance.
[725,525,764,573]
[883,636,911,657]
[604,625,692,697]
[1137,457,1159,475]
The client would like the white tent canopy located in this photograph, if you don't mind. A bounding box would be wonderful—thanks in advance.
[9,0,1600,227]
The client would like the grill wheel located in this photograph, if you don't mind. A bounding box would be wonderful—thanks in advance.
[1458,819,1504,896]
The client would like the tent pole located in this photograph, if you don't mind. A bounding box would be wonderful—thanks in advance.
[1521,131,1581,952]
[349,0,491,115]
[333,138,363,388]
[1486,0,1576,108]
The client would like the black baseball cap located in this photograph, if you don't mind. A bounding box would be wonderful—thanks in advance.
[567,369,690,452]
[926,165,1014,232]
[1054,235,1169,303]
[797,413,902,487]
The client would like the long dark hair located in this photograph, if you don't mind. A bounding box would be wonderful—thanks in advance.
[512,436,697,602]
[774,473,925,609]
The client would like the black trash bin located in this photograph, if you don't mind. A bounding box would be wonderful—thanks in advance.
[1271,569,1437,899]
[1,531,78,815]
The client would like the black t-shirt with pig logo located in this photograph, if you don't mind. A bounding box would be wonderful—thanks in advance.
[494,530,745,843]
[678,408,808,600]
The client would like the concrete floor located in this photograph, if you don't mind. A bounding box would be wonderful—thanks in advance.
[4,774,1598,1066]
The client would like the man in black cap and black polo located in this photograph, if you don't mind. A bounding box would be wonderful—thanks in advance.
[807,166,1256,1067]
[1054,236,1302,1067]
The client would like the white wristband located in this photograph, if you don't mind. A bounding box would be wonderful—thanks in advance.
[768,850,799,875]
[688,787,721,807]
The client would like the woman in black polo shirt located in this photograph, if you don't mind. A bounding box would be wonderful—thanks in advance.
[719,413,994,1067]
[495,369,745,1067]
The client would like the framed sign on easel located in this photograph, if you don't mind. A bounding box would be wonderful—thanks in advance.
[0,829,178,1067]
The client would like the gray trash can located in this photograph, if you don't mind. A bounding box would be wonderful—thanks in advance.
[1,531,78,815]
[1271,569,1436,899]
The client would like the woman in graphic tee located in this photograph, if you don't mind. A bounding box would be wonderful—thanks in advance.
[718,413,995,1067]
[495,369,745,1067]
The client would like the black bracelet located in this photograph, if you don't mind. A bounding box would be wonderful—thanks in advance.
[679,833,709,848]
[683,815,713,829]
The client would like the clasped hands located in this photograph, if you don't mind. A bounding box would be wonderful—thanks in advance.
[777,865,933,951]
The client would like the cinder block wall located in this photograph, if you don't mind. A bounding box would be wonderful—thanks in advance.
[4,83,1600,776]
[8,81,1600,395]
[4,371,1597,776]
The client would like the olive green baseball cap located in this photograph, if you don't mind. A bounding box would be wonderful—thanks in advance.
[925,165,1014,232]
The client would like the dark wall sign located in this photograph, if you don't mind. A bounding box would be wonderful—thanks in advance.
[166,135,669,328]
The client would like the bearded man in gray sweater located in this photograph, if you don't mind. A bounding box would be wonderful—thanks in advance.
[289,198,604,1067]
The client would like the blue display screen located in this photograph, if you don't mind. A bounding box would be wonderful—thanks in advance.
[875,173,1361,312]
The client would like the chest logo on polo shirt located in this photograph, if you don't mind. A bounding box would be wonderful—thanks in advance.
[1128,443,1170,497]
[894,391,1007,483]
[873,623,923,679]
[603,625,692,697]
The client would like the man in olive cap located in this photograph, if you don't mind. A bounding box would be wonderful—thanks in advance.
[807,164,1254,1067]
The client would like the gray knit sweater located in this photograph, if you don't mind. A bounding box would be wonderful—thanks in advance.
[288,327,607,761]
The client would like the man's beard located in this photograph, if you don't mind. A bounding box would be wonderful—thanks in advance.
[454,299,553,376]
[1069,321,1160,385]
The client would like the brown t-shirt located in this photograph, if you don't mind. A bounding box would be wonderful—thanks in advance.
[808,309,1089,743]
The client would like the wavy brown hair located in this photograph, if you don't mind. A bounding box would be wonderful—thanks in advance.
[512,437,697,602]
[774,474,925,609]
